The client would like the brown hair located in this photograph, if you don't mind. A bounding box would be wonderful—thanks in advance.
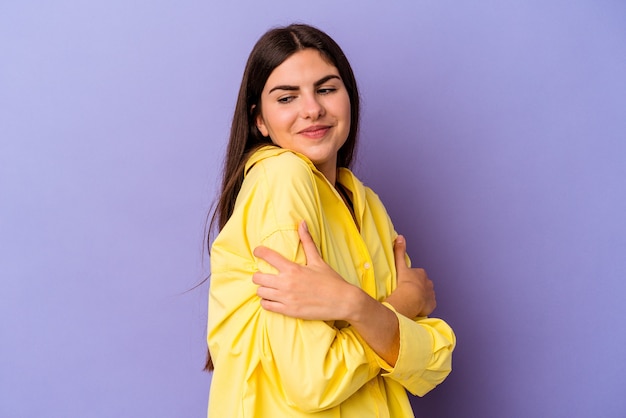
[205,23,360,371]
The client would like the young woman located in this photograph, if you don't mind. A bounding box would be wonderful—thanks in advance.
[206,24,455,417]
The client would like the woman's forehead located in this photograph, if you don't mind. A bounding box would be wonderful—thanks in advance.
[264,49,339,87]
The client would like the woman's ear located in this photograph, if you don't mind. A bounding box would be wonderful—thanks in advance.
[252,104,269,137]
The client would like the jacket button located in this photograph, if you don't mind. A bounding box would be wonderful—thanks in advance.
[363,262,371,269]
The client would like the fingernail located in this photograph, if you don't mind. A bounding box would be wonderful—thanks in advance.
[301,220,308,231]
[396,235,404,244]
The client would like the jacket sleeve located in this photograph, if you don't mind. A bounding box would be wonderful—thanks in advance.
[209,153,382,413]
[377,303,456,396]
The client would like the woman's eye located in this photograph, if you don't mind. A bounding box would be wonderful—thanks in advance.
[318,87,336,95]
[277,96,295,104]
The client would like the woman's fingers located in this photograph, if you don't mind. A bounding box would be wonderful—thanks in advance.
[253,272,288,303]
[393,235,408,271]
[298,220,321,264]
[253,245,291,270]
[252,271,276,287]
[254,221,319,269]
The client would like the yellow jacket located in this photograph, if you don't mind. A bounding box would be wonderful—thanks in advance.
[208,146,455,417]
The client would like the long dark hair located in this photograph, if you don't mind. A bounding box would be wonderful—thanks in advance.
[205,23,361,371]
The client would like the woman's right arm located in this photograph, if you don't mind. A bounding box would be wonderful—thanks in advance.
[211,230,384,413]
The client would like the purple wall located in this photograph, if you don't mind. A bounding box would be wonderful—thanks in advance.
[2,1,624,417]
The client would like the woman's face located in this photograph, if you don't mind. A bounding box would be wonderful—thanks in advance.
[256,49,351,183]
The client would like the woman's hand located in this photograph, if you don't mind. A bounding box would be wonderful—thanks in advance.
[252,221,358,321]
[384,235,437,318]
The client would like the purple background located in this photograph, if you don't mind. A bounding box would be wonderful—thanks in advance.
[1,1,625,417]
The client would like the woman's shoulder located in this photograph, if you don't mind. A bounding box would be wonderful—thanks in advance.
[234,146,322,223]
[245,146,316,181]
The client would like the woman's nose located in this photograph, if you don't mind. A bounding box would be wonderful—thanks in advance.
[300,93,325,120]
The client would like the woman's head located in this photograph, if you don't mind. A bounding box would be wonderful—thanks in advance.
[232,23,360,170]
[255,48,351,183]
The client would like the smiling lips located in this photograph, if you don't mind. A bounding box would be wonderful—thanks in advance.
[298,125,331,139]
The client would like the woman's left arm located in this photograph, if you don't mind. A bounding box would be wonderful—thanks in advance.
[254,220,456,396]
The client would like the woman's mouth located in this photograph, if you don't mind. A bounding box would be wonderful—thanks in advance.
[299,125,331,139]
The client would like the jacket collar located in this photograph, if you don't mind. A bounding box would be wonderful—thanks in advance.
[245,145,366,220]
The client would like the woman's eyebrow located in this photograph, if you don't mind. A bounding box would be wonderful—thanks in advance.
[314,74,341,87]
[268,74,341,94]
[268,84,298,94]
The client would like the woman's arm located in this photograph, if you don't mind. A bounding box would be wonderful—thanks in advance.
[253,221,402,365]
[253,222,439,366]
[253,220,454,395]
